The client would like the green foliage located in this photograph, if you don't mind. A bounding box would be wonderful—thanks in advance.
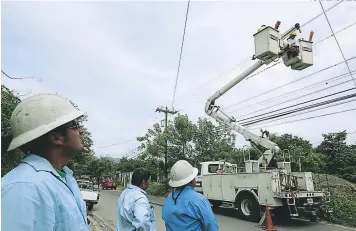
[317,131,356,183]
[146,182,169,196]
[1,85,25,176]
[314,174,356,227]
[87,156,117,185]
[134,114,238,179]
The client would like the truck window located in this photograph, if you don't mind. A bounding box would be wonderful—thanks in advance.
[208,164,219,173]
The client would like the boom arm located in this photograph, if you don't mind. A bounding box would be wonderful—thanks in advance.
[205,59,280,166]
[205,22,304,166]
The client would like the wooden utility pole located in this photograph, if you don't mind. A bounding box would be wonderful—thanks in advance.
[155,106,178,181]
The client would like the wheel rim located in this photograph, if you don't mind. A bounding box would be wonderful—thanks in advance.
[241,199,252,216]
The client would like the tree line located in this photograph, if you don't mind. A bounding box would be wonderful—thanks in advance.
[2,85,356,184]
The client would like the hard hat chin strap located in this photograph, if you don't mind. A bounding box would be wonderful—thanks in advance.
[172,185,186,205]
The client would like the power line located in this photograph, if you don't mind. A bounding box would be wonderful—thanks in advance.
[250,107,356,129]
[247,97,356,127]
[234,78,355,118]
[172,0,191,109]
[319,1,356,87]
[241,90,356,126]
[314,21,356,46]
[246,61,281,80]
[230,70,355,114]
[301,1,343,28]
[1,70,42,82]
[98,139,135,149]
[190,57,250,95]
[176,2,346,107]
[223,56,356,110]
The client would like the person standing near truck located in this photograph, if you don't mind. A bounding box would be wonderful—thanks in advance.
[1,94,90,231]
[116,168,156,231]
[162,160,219,231]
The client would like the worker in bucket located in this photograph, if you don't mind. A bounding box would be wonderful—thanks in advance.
[1,94,90,231]
[116,168,156,231]
[162,160,219,231]
[286,31,299,59]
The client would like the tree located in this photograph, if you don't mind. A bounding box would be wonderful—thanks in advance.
[1,85,24,176]
[317,131,356,182]
[88,156,116,186]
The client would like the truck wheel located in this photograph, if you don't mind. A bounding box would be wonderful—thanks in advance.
[236,193,260,221]
[87,205,94,211]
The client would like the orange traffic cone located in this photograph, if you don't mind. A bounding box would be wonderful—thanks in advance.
[264,206,277,231]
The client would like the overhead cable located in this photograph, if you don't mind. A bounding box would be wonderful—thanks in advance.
[1,70,42,82]
[234,78,356,118]
[247,97,356,127]
[223,56,356,110]
[241,90,356,126]
[190,57,251,95]
[98,139,135,149]
[172,0,191,109]
[301,1,343,28]
[314,21,356,46]
[230,70,356,113]
[319,1,356,87]
[249,107,356,129]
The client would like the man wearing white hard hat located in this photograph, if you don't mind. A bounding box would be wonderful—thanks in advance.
[162,160,219,231]
[1,94,90,231]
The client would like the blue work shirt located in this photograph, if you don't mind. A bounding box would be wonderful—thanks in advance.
[162,186,219,231]
[117,184,156,231]
[1,154,90,231]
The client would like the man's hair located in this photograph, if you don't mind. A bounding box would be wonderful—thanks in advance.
[131,168,151,187]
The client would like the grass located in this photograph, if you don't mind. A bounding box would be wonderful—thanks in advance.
[146,182,170,196]
[314,174,356,227]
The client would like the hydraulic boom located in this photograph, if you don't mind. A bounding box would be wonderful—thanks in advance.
[205,21,314,167]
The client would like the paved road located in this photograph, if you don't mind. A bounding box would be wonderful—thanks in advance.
[93,190,355,231]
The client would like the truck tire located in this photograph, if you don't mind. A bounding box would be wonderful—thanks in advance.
[235,193,260,221]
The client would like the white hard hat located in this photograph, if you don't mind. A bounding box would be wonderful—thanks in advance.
[169,160,198,188]
[7,94,84,151]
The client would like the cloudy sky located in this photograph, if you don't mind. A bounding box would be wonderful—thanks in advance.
[2,0,356,158]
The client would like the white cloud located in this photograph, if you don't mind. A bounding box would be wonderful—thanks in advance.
[2,1,355,159]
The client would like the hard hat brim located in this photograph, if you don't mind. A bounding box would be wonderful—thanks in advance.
[7,110,84,151]
[168,167,199,188]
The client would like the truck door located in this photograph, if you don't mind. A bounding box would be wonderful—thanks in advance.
[195,163,203,194]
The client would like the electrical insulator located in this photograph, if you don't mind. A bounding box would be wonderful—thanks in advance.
[309,31,314,42]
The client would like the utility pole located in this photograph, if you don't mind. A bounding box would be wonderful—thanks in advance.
[155,106,178,181]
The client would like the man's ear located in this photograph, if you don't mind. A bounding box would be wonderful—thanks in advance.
[49,132,65,145]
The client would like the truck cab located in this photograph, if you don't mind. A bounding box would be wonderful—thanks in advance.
[195,160,237,194]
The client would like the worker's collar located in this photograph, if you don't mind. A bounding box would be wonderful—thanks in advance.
[174,185,194,192]
[127,184,147,195]
[21,154,73,178]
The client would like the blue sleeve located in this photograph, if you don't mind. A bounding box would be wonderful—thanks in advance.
[132,197,155,231]
[1,182,55,231]
[191,197,219,231]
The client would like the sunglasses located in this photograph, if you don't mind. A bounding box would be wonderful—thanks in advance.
[66,120,82,130]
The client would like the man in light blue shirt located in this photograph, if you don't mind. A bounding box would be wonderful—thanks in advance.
[117,168,156,231]
[1,94,90,231]
[162,160,219,231]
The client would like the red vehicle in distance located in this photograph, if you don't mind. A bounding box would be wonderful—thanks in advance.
[102,181,117,190]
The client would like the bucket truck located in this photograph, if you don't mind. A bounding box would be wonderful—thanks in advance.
[195,21,331,222]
